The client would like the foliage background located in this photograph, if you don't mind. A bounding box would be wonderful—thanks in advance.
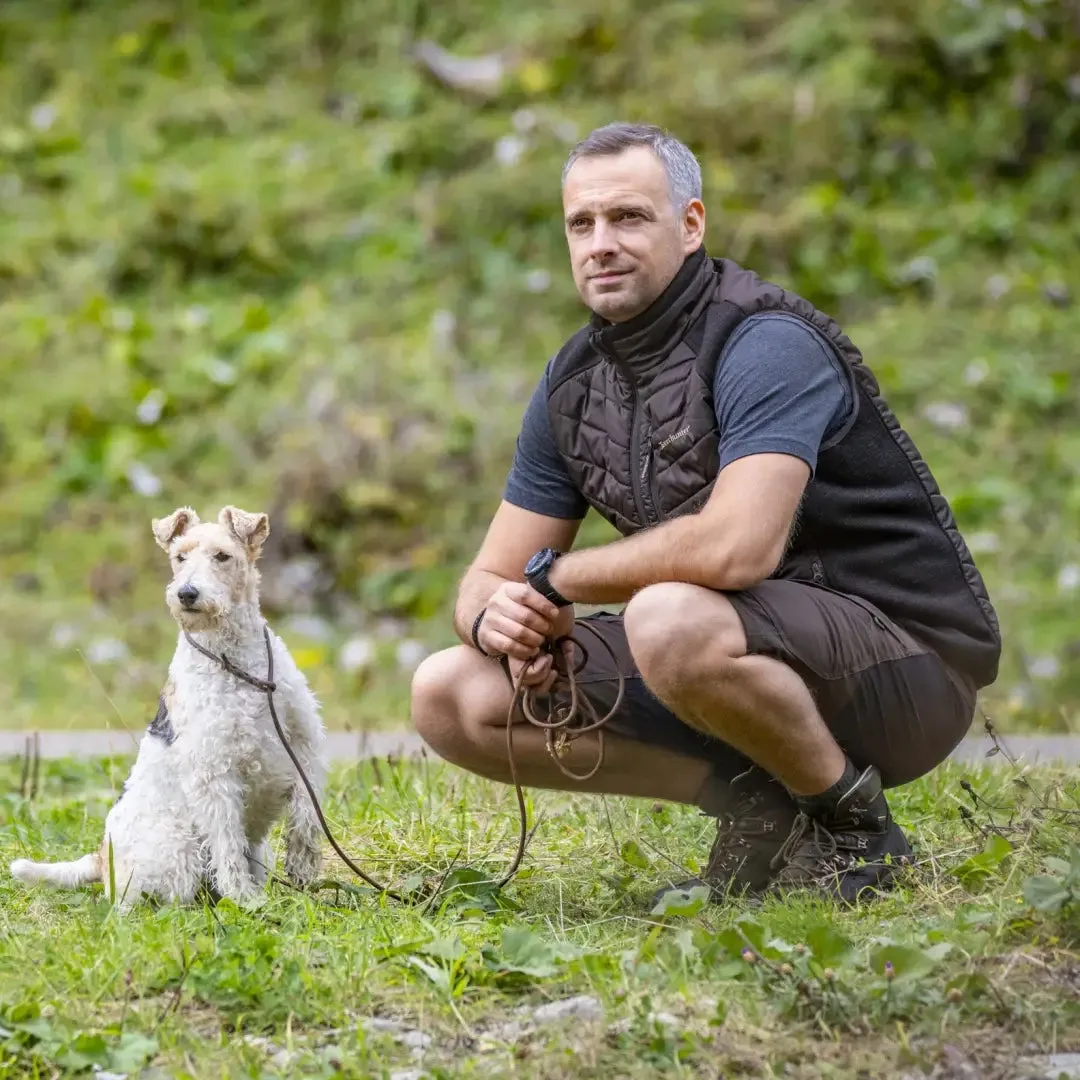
[1,0,1078,733]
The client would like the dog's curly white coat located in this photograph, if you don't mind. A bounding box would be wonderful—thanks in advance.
[9,505,328,912]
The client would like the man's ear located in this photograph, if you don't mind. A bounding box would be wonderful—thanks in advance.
[218,506,270,558]
[152,507,200,551]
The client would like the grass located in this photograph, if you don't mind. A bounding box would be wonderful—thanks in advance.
[1,0,1080,734]
[2,751,1079,1078]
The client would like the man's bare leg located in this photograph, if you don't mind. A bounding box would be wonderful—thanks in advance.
[621,582,846,795]
[410,645,713,805]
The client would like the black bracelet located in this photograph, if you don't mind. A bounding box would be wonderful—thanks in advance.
[470,607,490,656]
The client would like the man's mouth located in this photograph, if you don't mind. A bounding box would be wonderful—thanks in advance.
[591,269,631,283]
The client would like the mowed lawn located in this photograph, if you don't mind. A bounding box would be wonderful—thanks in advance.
[2,752,1078,1079]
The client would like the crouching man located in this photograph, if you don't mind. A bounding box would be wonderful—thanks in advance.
[410,122,1001,904]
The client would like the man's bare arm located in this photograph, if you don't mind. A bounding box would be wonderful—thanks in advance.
[453,500,582,645]
[546,453,809,604]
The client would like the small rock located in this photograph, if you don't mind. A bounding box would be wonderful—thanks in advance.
[205,357,237,386]
[87,638,130,665]
[374,616,408,640]
[937,1043,980,1079]
[11,572,40,592]
[412,39,509,96]
[512,108,537,132]
[1057,564,1080,593]
[901,255,937,284]
[921,401,969,432]
[50,622,79,648]
[29,102,57,131]
[648,1010,679,1029]
[283,614,334,642]
[136,389,166,426]
[126,461,163,498]
[985,274,1010,301]
[395,639,428,673]
[530,994,603,1026]
[963,358,990,386]
[430,309,456,352]
[552,118,579,144]
[966,531,999,555]
[182,305,210,331]
[1028,655,1060,681]
[494,134,527,167]
[1043,282,1071,307]
[339,636,376,673]
[793,83,815,120]
[1017,1052,1080,1080]
[525,268,551,293]
[359,1017,432,1057]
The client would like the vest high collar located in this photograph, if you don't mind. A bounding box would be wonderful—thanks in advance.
[587,245,716,371]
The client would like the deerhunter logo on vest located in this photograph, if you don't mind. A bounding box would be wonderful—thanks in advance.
[544,248,1003,691]
[656,427,692,452]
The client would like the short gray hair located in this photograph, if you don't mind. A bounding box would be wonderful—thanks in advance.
[561,123,703,211]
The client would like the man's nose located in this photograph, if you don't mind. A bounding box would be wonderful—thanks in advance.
[587,219,618,259]
[177,583,199,607]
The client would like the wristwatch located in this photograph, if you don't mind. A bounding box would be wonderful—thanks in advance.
[524,548,573,608]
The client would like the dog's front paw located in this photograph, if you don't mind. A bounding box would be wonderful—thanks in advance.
[216,872,262,904]
[285,847,323,888]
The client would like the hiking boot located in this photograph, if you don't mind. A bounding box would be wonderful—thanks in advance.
[768,763,913,904]
[651,766,798,908]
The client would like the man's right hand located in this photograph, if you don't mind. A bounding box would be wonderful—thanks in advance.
[475,581,574,690]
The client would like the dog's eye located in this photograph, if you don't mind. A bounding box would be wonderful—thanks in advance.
[175,554,186,563]
[214,551,231,563]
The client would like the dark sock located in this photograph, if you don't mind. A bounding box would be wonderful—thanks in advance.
[791,757,861,820]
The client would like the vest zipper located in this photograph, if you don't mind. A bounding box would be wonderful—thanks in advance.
[594,333,655,528]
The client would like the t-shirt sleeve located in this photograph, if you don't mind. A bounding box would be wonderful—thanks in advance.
[713,312,853,478]
[502,361,590,520]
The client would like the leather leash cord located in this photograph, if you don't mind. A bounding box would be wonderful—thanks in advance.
[184,619,625,901]
[495,619,626,887]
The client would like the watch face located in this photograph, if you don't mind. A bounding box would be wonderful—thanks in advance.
[525,549,551,577]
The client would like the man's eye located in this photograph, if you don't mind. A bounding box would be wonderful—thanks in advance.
[214,552,231,563]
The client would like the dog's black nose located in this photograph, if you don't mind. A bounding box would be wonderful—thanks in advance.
[177,583,199,607]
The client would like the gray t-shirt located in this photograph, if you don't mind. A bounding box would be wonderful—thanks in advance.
[503,311,853,520]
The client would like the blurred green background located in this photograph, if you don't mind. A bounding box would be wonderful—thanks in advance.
[0,0,1077,735]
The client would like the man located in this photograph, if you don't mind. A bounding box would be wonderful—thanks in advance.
[410,122,1001,904]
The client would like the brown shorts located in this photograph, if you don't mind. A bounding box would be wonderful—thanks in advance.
[558,579,977,789]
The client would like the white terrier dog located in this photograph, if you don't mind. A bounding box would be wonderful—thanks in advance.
[10,505,328,912]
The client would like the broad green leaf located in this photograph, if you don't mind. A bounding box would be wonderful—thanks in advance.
[1023,874,1070,914]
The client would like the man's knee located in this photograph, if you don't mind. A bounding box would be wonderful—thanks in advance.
[408,646,506,766]
[410,646,469,744]
[623,582,746,685]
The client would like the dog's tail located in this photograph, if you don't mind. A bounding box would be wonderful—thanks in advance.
[9,853,101,888]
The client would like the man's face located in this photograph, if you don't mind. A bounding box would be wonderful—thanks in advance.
[562,145,706,323]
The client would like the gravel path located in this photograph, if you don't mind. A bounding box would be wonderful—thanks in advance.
[1,729,1078,765]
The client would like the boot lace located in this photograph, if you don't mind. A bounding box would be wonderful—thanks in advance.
[770,812,873,880]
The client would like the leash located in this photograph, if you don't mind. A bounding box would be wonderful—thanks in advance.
[495,620,626,887]
[184,619,625,902]
[184,625,406,903]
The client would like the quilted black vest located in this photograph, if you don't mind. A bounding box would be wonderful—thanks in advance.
[545,247,1002,689]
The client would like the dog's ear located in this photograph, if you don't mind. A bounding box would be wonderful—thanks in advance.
[218,506,270,557]
[152,507,201,551]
